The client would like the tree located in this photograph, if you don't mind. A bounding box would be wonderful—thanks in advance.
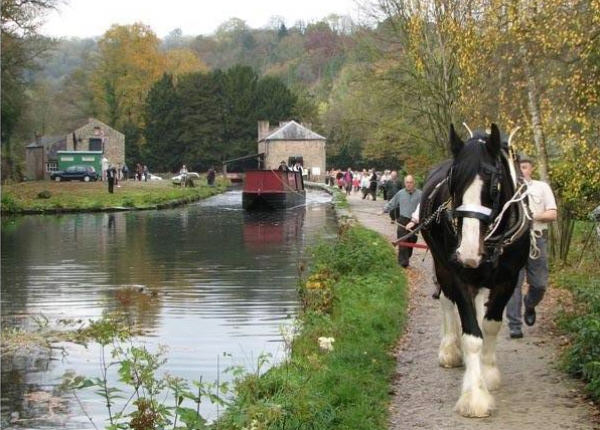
[255,76,297,123]
[143,74,182,171]
[91,24,165,132]
[164,48,208,78]
[177,71,226,171]
[1,0,57,180]
[221,65,259,159]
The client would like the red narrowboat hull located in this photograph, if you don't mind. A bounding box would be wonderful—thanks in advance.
[242,170,306,210]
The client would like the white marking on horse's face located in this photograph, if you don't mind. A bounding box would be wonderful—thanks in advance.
[456,175,484,268]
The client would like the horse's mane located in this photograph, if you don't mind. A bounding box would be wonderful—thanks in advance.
[448,135,491,202]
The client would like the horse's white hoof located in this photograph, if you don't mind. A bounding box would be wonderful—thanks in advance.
[439,338,462,368]
[483,365,501,391]
[454,388,494,418]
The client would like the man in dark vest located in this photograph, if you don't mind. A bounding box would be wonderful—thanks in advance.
[107,166,116,193]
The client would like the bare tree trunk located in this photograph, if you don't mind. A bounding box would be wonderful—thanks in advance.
[520,46,549,182]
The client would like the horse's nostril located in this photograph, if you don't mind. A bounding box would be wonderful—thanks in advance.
[463,257,480,268]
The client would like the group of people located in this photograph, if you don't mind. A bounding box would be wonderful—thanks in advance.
[326,168,407,201]
[278,160,305,174]
[370,155,556,340]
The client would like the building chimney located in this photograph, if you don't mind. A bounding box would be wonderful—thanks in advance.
[34,132,42,146]
[258,121,270,141]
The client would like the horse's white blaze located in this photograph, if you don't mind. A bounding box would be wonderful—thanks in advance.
[456,175,484,267]
[455,334,494,417]
[481,318,502,391]
[438,292,462,368]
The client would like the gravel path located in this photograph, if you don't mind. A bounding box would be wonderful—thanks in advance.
[345,191,598,430]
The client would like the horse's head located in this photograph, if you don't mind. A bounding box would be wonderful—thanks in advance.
[448,123,505,269]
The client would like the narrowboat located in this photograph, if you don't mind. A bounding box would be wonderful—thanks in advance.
[242,169,306,210]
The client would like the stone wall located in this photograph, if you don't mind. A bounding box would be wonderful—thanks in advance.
[66,118,125,167]
[265,140,326,181]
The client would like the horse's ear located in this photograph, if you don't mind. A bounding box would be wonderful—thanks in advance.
[449,124,463,157]
[487,124,501,156]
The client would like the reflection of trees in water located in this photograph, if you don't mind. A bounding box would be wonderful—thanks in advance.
[1,349,71,428]
[0,200,337,428]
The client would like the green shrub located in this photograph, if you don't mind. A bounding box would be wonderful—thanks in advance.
[1,193,19,213]
[37,190,52,199]
[557,275,600,400]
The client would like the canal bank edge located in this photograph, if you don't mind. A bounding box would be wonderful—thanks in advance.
[0,181,230,215]
[216,182,409,429]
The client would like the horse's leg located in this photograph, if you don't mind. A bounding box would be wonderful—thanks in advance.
[475,288,501,391]
[435,262,462,367]
[454,285,494,418]
[439,290,463,368]
[481,275,520,391]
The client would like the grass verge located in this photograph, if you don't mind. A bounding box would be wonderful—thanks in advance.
[216,224,408,429]
[1,177,229,214]
[553,221,600,401]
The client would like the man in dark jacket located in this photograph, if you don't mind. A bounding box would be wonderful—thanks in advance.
[368,169,378,201]
[107,166,116,193]
[383,170,403,201]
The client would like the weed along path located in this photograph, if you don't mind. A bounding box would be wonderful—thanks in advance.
[344,191,597,430]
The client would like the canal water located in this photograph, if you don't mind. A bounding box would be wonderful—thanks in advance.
[1,189,337,429]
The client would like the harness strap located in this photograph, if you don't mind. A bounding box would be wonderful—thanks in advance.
[454,204,493,223]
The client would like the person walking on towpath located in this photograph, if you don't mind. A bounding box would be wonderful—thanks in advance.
[382,175,422,267]
[506,154,557,339]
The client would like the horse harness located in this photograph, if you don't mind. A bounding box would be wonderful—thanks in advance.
[397,149,531,266]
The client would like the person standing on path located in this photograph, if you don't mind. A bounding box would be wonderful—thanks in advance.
[506,155,557,339]
[207,166,216,186]
[107,165,116,193]
[383,175,422,267]
[383,170,403,201]
[368,169,379,201]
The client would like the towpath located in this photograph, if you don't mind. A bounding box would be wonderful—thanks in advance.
[345,191,598,430]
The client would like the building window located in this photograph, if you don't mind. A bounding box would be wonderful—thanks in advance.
[288,156,304,166]
[46,162,58,172]
[89,137,102,151]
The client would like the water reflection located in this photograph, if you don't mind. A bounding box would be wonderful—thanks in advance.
[1,189,336,429]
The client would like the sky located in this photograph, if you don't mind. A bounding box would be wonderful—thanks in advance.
[40,0,363,39]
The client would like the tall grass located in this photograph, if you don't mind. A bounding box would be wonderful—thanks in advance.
[216,225,408,429]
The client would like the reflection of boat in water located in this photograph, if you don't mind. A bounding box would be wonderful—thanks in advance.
[242,170,305,210]
[243,207,306,249]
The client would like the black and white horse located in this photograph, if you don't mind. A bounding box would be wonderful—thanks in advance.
[420,124,530,417]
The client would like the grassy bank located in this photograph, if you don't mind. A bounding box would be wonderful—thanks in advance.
[216,225,408,429]
[1,176,229,214]
[553,221,600,401]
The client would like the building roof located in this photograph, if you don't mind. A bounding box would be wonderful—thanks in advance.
[26,136,66,161]
[26,136,64,148]
[261,120,326,142]
[75,118,125,136]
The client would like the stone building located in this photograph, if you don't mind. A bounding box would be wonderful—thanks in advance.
[24,118,125,180]
[257,120,326,181]
[66,118,125,166]
[25,135,66,180]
